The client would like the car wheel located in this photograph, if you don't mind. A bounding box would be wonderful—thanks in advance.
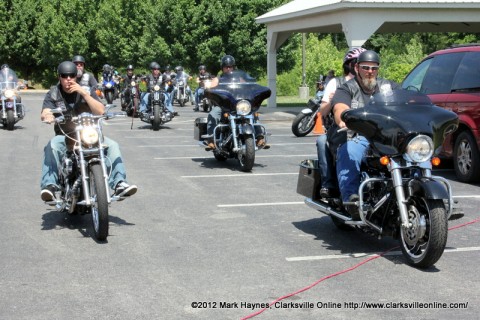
[453,131,480,182]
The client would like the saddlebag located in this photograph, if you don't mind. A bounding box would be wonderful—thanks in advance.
[194,117,208,140]
[296,159,322,201]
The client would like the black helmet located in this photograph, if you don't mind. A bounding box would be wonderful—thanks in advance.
[221,55,235,68]
[165,65,171,71]
[1,64,9,70]
[126,64,134,70]
[57,61,77,75]
[357,50,380,65]
[198,65,206,71]
[72,55,85,64]
[150,62,160,69]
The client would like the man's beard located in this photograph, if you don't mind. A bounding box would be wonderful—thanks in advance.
[362,77,377,91]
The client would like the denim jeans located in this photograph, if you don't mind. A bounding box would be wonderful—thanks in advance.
[195,87,205,106]
[335,136,369,202]
[41,135,128,190]
[316,134,335,189]
[140,92,174,113]
[207,106,222,135]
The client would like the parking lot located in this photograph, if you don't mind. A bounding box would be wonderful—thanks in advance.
[0,92,478,320]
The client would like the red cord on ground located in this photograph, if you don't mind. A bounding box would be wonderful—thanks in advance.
[241,217,480,319]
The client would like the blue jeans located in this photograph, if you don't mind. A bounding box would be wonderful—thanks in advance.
[195,87,205,106]
[41,135,128,191]
[140,92,174,113]
[207,106,222,135]
[316,134,335,189]
[336,136,369,202]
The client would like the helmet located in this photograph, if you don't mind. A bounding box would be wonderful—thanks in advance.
[1,64,9,70]
[150,62,160,69]
[357,50,380,65]
[72,55,85,64]
[165,65,171,71]
[343,48,366,64]
[126,64,134,70]
[221,55,235,68]
[103,64,111,71]
[198,65,206,71]
[57,61,77,75]
[175,66,183,72]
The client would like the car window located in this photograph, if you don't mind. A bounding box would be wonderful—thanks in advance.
[451,51,480,91]
[421,52,464,94]
[402,58,432,92]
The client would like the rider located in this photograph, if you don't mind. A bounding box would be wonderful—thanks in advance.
[101,64,118,99]
[316,47,365,199]
[162,65,175,111]
[193,64,213,112]
[171,65,195,105]
[204,55,269,150]
[72,55,98,90]
[120,64,138,109]
[40,61,137,202]
[139,62,176,115]
[331,50,399,218]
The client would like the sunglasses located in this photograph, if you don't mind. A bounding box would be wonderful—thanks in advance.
[359,65,379,71]
[60,73,77,79]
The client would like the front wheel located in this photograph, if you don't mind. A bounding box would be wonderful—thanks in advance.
[105,90,114,104]
[238,136,255,172]
[6,109,15,131]
[89,163,109,241]
[152,104,160,131]
[400,199,447,268]
[291,112,315,137]
[453,131,480,182]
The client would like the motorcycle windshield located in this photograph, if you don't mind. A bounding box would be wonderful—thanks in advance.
[205,70,271,112]
[342,89,459,155]
[0,68,19,90]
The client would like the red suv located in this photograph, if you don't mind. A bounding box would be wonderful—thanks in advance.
[402,44,480,182]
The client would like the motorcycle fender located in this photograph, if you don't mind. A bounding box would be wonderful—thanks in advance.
[408,178,449,199]
[240,123,254,135]
[301,108,313,115]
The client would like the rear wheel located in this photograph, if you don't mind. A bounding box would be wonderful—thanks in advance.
[292,113,315,137]
[238,136,255,172]
[152,104,161,131]
[453,131,480,182]
[400,199,447,268]
[89,163,109,241]
[6,109,15,131]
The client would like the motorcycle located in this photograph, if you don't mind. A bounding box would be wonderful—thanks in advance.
[291,93,325,137]
[296,89,459,268]
[198,79,213,112]
[122,79,141,117]
[102,72,117,104]
[45,105,127,241]
[140,83,172,131]
[0,67,25,130]
[173,73,191,107]
[194,70,271,172]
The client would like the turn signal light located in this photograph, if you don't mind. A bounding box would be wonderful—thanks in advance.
[223,113,229,118]
[431,157,441,166]
[379,156,390,166]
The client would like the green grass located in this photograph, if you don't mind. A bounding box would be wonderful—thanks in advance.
[261,95,307,108]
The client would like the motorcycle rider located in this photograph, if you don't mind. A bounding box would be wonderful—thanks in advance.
[162,65,175,112]
[331,50,399,218]
[204,55,269,150]
[72,55,98,90]
[139,62,176,115]
[120,64,138,109]
[316,47,365,199]
[40,61,138,202]
[101,64,118,100]
[194,64,213,112]
[171,65,195,106]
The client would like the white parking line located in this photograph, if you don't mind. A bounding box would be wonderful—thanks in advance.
[154,154,315,160]
[218,201,304,208]
[286,247,480,262]
[181,173,297,178]
[140,143,314,147]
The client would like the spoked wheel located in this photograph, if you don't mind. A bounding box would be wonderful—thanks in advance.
[238,136,255,172]
[291,113,315,137]
[400,198,448,268]
[89,163,109,241]
[152,104,161,131]
[6,109,15,131]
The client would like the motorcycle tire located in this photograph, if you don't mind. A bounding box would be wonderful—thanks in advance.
[105,91,114,104]
[5,109,15,131]
[152,104,161,131]
[179,99,185,107]
[133,97,139,118]
[89,163,109,241]
[400,198,448,268]
[238,136,255,172]
[292,113,315,137]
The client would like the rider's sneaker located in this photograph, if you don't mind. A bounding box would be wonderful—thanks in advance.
[41,185,59,202]
[114,182,138,198]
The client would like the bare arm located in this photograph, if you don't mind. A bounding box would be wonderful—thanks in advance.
[67,82,105,115]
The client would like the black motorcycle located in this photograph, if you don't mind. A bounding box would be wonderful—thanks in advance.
[291,94,324,137]
[194,70,271,172]
[297,89,459,268]
[140,83,172,131]
[122,78,141,117]
[45,105,127,241]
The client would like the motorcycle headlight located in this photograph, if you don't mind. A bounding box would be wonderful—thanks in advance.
[154,85,160,91]
[236,100,251,115]
[81,126,99,145]
[4,89,15,99]
[405,135,433,163]
[106,83,112,88]
[130,81,136,86]
[178,81,184,86]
